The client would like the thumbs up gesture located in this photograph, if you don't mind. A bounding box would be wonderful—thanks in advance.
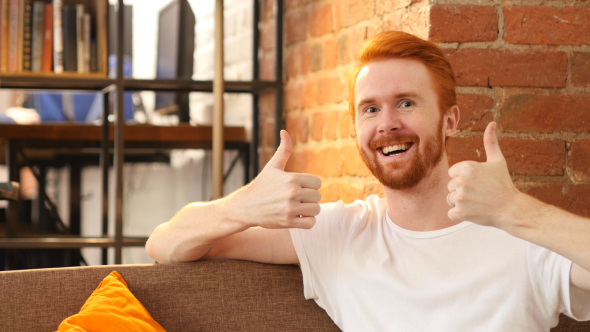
[447,122,520,227]
[231,130,322,230]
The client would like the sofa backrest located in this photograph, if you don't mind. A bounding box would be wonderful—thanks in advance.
[0,260,587,331]
[0,260,340,331]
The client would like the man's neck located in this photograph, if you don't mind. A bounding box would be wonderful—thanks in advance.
[383,156,460,232]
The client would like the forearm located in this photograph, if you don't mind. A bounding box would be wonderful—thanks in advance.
[503,193,590,272]
[145,197,249,264]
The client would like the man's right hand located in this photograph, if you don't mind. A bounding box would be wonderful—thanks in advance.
[230,130,322,230]
[146,130,319,264]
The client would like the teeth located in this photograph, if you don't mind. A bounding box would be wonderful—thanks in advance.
[383,143,409,155]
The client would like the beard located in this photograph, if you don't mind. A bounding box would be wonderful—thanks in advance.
[359,118,445,190]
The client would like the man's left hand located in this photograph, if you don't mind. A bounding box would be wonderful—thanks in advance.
[447,121,521,227]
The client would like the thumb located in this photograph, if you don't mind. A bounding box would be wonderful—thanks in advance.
[266,130,292,170]
[483,121,504,162]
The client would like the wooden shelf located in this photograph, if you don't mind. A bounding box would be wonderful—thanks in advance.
[0,75,279,93]
[0,123,247,143]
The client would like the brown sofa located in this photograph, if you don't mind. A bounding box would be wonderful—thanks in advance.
[0,260,587,331]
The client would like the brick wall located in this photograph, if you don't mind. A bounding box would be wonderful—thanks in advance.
[262,0,590,217]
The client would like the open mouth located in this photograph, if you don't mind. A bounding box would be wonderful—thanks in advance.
[379,142,413,156]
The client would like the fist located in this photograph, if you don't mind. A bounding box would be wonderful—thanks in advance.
[238,130,322,229]
[447,122,520,227]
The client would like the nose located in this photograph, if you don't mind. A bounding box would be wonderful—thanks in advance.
[377,108,402,133]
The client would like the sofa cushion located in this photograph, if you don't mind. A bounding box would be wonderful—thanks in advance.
[56,271,165,332]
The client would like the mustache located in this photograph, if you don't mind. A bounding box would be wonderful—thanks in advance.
[369,133,419,150]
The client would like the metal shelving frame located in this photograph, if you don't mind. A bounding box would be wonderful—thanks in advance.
[0,0,283,266]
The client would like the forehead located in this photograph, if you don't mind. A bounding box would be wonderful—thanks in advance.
[354,58,437,107]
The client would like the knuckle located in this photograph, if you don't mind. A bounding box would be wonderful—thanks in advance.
[312,204,321,216]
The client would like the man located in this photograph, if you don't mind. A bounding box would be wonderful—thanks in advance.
[146,31,590,331]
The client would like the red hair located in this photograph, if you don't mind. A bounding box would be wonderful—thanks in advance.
[347,31,457,123]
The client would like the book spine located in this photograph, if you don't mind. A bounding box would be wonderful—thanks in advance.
[7,0,18,72]
[75,4,84,73]
[89,39,96,72]
[41,3,52,72]
[62,5,76,72]
[16,0,23,71]
[95,0,105,74]
[30,0,43,71]
[22,0,32,71]
[52,0,62,73]
[0,0,9,71]
[83,13,89,73]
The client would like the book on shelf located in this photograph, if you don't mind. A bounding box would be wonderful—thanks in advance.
[22,0,32,71]
[41,2,52,72]
[52,0,63,73]
[7,0,18,72]
[0,0,106,76]
[61,4,75,72]
[0,0,8,72]
[31,1,43,72]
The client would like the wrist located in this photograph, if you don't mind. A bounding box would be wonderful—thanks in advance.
[499,191,542,236]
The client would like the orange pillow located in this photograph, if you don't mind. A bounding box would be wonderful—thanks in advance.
[55,271,166,332]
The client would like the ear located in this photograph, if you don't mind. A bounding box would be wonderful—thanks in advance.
[444,105,460,138]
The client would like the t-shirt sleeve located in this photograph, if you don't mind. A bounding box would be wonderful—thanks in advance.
[289,199,368,304]
[527,242,590,322]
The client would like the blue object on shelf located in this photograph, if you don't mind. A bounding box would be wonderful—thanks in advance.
[28,55,135,123]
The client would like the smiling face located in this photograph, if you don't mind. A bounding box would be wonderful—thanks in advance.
[354,58,449,190]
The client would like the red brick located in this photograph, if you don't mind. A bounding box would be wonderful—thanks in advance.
[310,112,323,141]
[310,3,333,37]
[323,37,337,70]
[302,78,317,108]
[320,182,340,203]
[499,94,590,133]
[284,81,303,111]
[260,20,276,51]
[286,44,304,78]
[521,183,590,217]
[317,146,343,177]
[341,184,364,204]
[311,43,323,72]
[456,94,495,131]
[286,150,308,173]
[338,111,355,138]
[430,5,498,42]
[504,6,590,46]
[571,140,590,182]
[302,44,312,75]
[333,0,345,32]
[260,52,276,81]
[260,0,276,20]
[446,137,565,176]
[317,75,343,105]
[349,0,375,25]
[261,121,275,152]
[337,34,351,65]
[259,91,275,118]
[342,143,373,177]
[571,53,590,87]
[324,111,339,141]
[444,48,567,88]
[285,114,308,143]
[350,26,368,58]
[286,9,308,45]
[376,0,413,16]
[364,181,384,198]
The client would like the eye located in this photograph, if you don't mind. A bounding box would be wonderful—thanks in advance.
[365,107,378,113]
[400,100,413,108]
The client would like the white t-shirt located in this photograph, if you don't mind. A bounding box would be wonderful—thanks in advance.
[290,195,590,331]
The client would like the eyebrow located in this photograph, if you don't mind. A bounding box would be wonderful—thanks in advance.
[356,92,424,109]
